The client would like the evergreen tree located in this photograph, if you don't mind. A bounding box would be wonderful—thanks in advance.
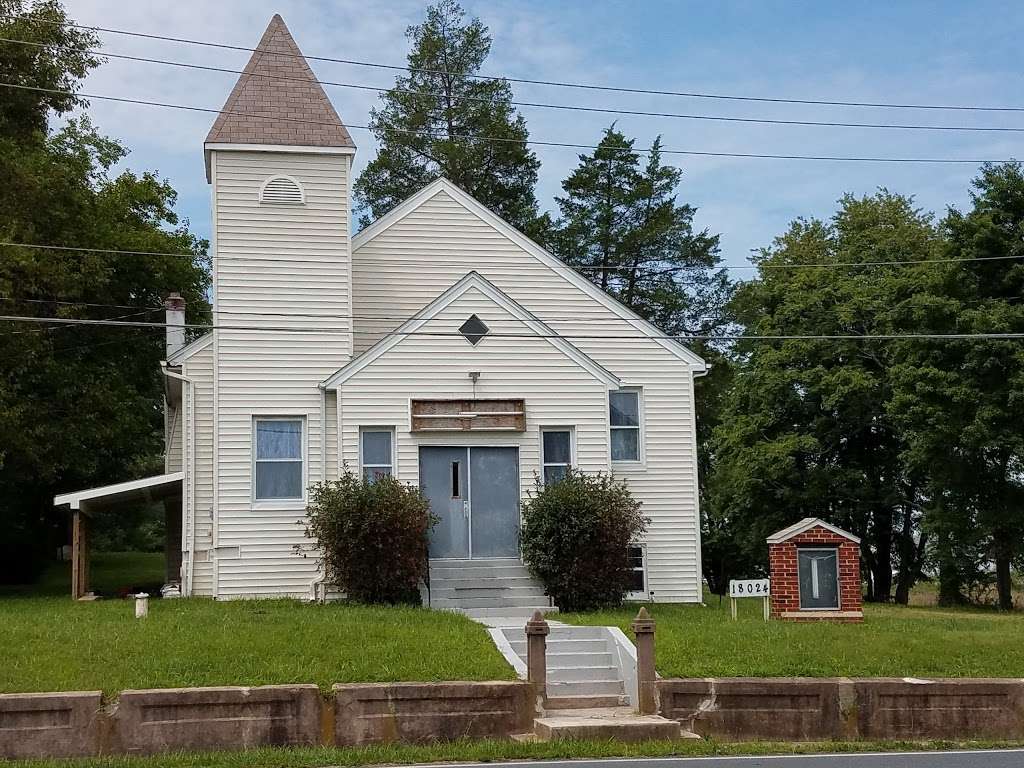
[354,0,541,233]
[552,126,730,337]
[0,0,209,582]
[552,125,734,594]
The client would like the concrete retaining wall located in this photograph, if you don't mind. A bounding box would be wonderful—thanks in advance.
[111,685,322,755]
[0,691,103,759]
[334,682,534,745]
[660,678,855,740]
[855,678,1024,740]
[3,677,1023,759]
[660,677,1024,741]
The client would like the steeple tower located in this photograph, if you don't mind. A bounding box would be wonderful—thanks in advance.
[203,16,355,600]
[204,14,355,177]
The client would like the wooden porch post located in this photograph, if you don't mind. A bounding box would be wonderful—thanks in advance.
[71,511,82,600]
[71,509,90,600]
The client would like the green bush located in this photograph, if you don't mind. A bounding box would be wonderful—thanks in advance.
[520,469,647,612]
[303,469,436,605]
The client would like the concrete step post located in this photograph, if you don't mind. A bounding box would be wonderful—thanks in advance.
[631,606,657,715]
[525,610,550,701]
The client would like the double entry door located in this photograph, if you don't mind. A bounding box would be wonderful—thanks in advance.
[419,446,520,559]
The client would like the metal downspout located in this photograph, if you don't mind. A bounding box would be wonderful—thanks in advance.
[161,363,194,595]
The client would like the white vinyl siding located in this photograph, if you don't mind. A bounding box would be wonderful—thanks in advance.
[181,341,215,596]
[209,149,351,598]
[165,405,183,473]
[350,187,703,602]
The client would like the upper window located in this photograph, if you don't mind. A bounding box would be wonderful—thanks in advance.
[254,418,304,501]
[798,547,840,610]
[542,429,572,485]
[361,428,394,481]
[260,175,304,206]
[609,390,641,462]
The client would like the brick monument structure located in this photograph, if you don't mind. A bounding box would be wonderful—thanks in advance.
[767,518,862,622]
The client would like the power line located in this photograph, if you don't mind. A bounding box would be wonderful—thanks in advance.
[0,242,205,258]
[0,81,1009,165]
[4,307,161,336]
[11,15,1024,114]
[0,295,724,326]
[4,36,1023,135]
[0,295,163,311]
[5,240,1024,272]
[1,314,1022,342]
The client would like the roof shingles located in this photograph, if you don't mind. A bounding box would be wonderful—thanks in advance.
[205,15,355,149]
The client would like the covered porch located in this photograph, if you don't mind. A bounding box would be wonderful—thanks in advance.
[53,473,183,600]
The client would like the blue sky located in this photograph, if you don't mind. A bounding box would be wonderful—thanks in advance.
[62,0,1023,268]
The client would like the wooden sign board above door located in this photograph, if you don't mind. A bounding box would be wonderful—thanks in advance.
[411,399,526,432]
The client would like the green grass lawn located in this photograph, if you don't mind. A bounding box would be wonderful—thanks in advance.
[0,554,512,695]
[561,596,1024,678]
[0,551,168,598]
[9,738,1024,768]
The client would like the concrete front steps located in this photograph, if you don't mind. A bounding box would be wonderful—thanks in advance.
[492,624,636,707]
[427,559,555,620]
[531,707,694,743]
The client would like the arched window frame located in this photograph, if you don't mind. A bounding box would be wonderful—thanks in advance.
[259,175,305,206]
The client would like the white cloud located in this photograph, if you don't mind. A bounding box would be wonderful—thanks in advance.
[56,0,1019,266]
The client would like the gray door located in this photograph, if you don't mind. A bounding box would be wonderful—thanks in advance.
[420,447,470,559]
[798,548,840,609]
[419,446,519,559]
[470,447,520,558]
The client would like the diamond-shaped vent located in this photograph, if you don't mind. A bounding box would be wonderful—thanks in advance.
[458,314,489,345]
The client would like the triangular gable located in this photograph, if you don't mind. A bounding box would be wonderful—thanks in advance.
[321,271,621,390]
[166,333,212,366]
[767,517,861,545]
[353,178,707,370]
[205,15,355,150]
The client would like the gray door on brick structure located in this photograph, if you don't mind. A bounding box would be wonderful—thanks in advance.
[798,547,840,609]
[420,446,519,559]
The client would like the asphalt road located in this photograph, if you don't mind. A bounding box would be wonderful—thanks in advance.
[429,753,1024,768]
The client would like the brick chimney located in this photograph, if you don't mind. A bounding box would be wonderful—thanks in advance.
[164,292,186,360]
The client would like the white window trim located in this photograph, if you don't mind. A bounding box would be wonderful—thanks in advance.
[259,174,305,206]
[540,426,575,485]
[359,426,396,479]
[626,542,649,600]
[252,416,307,508]
[797,546,841,611]
[610,388,644,465]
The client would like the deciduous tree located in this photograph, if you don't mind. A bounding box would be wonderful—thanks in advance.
[0,0,209,582]
[709,191,943,602]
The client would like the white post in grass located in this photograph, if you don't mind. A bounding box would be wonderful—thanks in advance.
[135,593,149,618]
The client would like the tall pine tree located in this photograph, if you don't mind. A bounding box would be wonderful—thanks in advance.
[354,0,540,233]
[552,126,734,595]
[551,126,730,337]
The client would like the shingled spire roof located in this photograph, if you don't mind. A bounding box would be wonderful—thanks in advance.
[205,15,355,149]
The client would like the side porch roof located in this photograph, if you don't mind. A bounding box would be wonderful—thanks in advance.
[53,472,183,513]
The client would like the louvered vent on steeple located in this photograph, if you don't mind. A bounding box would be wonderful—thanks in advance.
[260,176,304,205]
